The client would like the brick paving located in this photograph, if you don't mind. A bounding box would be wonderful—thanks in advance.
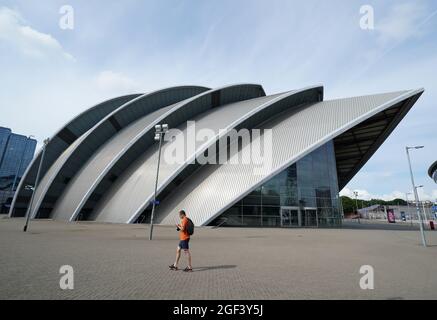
[0,216,436,300]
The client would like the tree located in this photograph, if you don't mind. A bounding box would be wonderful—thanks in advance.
[341,196,408,214]
[341,196,356,214]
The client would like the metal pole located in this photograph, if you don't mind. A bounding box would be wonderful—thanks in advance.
[422,201,428,225]
[149,133,163,240]
[415,189,427,229]
[23,138,48,232]
[406,193,412,226]
[406,147,426,247]
[260,186,263,227]
[354,191,360,224]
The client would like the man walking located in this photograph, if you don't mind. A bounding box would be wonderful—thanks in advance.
[169,210,193,272]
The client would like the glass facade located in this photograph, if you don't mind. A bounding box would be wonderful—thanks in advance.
[0,127,11,162]
[208,141,342,228]
[0,127,37,207]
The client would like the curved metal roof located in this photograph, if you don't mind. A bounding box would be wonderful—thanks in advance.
[334,92,423,189]
[48,106,174,220]
[53,84,266,222]
[88,86,322,223]
[26,86,209,218]
[9,84,424,226]
[9,94,141,217]
[154,89,424,226]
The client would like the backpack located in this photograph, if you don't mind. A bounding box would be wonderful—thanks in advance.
[186,218,194,236]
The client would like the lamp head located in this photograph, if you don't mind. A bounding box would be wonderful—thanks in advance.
[407,145,424,150]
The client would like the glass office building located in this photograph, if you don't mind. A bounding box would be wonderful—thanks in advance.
[0,127,37,207]
[209,141,341,227]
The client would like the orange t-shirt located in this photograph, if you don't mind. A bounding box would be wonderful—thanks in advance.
[179,217,190,240]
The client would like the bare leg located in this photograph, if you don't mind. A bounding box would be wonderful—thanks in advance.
[174,247,181,267]
[185,249,192,269]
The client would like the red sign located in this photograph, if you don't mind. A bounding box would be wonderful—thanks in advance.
[387,209,396,223]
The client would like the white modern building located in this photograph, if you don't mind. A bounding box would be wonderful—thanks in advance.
[9,84,424,227]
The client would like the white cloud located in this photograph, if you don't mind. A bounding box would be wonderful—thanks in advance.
[340,187,437,202]
[0,7,73,60]
[95,70,140,92]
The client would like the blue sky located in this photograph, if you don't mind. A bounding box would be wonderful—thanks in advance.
[0,0,436,201]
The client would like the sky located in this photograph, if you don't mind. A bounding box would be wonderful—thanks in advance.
[0,0,436,201]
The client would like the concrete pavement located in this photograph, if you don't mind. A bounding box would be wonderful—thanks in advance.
[0,217,436,300]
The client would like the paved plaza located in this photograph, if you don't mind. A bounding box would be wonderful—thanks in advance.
[0,216,436,300]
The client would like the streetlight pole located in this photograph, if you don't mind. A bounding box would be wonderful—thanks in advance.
[353,191,360,224]
[11,135,34,193]
[23,138,49,232]
[415,185,428,225]
[406,192,412,226]
[149,124,168,240]
[260,186,263,226]
[422,201,427,222]
[406,146,426,247]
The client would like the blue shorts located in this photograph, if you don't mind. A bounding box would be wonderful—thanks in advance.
[179,239,190,250]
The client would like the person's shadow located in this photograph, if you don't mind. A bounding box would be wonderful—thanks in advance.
[193,265,237,272]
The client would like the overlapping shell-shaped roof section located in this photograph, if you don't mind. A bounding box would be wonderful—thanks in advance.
[9,84,424,226]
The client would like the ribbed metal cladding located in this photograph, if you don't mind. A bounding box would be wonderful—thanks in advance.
[84,84,268,222]
[25,86,209,219]
[11,84,424,226]
[47,87,212,221]
[50,106,174,221]
[91,86,322,224]
[9,94,141,217]
[155,89,423,226]
[40,84,264,221]
[91,94,284,223]
[25,132,90,218]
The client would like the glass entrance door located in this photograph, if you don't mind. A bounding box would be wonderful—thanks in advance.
[302,208,318,227]
[280,207,300,227]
